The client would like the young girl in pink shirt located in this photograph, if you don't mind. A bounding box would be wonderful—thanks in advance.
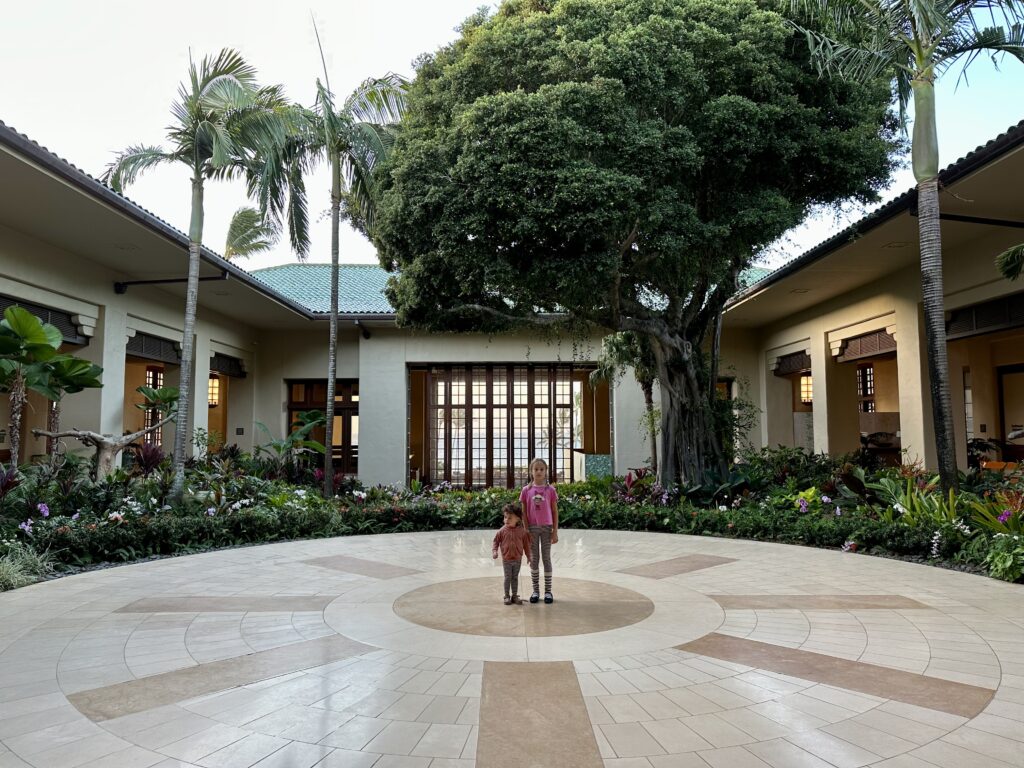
[519,458,559,603]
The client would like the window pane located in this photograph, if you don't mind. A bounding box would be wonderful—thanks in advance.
[534,371,549,404]
[472,368,486,405]
[452,367,466,405]
[351,415,359,447]
[451,408,466,485]
[333,416,343,446]
[513,406,530,485]
[492,408,508,488]
[573,379,583,450]
[513,367,528,405]
[493,368,507,405]
[434,410,447,480]
[472,407,487,487]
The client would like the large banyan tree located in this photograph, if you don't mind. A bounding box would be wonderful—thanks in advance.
[373,0,899,485]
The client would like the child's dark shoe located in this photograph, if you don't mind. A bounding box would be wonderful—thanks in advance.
[544,592,554,604]
[503,596,512,605]
[530,592,540,603]
[512,595,523,605]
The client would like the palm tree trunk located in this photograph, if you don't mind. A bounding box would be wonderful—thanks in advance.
[7,371,25,466]
[911,77,957,492]
[47,398,60,459]
[170,177,204,501]
[323,151,340,498]
[917,177,957,491]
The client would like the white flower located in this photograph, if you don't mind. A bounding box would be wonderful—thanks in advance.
[295,489,307,497]
[894,503,906,515]
[718,505,728,512]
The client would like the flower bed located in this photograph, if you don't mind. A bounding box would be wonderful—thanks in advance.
[1,447,1022,590]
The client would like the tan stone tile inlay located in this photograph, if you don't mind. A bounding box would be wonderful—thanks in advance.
[68,634,373,721]
[678,633,994,718]
[618,554,737,578]
[393,577,655,637]
[480,661,602,768]
[304,553,422,579]
[115,596,336,613]
[709,594,930,610]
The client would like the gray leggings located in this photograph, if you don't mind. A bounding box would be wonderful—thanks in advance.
[529,525,553,592]
[502,559,522,597]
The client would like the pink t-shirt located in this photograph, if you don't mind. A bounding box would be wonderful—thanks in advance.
[519,483,558,527]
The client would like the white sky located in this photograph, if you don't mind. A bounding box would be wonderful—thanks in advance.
[2,1,1023,272]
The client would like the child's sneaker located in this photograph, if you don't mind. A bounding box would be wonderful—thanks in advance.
[544,591,554,604]
[503,596,512,605]
[530,591,540,603]
[512,595,523,605]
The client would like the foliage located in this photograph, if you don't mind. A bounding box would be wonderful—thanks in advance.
[374,0,899,485]
[0,540,52,590]
[984,534,1024,582]
[224,206,280,259]
[969,490,1024,535]
[4,444,1024,589]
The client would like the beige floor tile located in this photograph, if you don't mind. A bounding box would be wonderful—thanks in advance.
[195,733,289,768]
[600,695,652,723]
[940,727,1024,764]
[410,724,473,758]
[371,756,431,768]
[249,741,333,768]
[647,755,710,768]
[160,724,249,762]
[697,746,772,768]
[364,721,431,755]
[314,748,381,767]
[785,730,881,768]
[912,739,1018,768]
[820,719,917,758]
[640,718,713,753]
[744,738,834,768]
[682,714,756,748]
[600,723,667,758]
[320,716,390,750]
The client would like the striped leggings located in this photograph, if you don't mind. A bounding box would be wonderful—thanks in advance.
[529,525,553,594]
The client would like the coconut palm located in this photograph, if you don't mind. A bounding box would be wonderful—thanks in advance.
[103,49,297,499]
[791,0,1024,492]
[249,72,406,497]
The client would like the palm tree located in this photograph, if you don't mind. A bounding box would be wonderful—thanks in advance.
[103,49,296,499]
[791,0,1024,492]
[224,206,280,259]
[250,71,406,498]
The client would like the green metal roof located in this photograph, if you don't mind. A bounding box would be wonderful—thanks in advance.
[252,262,775,316]
[739,266,772,288]
[251,264,395,315]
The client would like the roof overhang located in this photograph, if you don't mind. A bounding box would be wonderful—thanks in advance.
[0,122,315,328]
[724,121,1024,328]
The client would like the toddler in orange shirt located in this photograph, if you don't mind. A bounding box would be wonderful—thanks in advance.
[492,503,533,605]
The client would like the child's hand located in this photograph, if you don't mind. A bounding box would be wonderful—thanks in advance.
[551,529,559,544]
[492,550,498,559]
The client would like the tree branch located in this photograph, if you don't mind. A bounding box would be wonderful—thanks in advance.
[33,413,176,448]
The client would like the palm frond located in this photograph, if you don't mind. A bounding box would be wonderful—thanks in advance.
[343,74,409,125]
[996,242,1024,281]
[936,22,1024,72]
[224,206,280,259]
[196,49,258,93]
[101,145,177,191]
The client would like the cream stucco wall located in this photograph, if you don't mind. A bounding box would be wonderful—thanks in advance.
[0,221,260,461]
[345,327,646,487]
[724,265,937,466]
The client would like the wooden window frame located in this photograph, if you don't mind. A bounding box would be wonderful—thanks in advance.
[421,364,585,489]
[285,379,359,475]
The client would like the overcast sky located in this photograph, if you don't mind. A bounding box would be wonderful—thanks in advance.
[2,1,1023,272]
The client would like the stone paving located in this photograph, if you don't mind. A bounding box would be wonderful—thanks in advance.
[0,530,1022,767]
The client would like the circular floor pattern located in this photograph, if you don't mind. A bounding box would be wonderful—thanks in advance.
[392,576,656,637]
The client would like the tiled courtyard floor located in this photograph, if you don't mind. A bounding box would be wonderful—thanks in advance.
[1,530,1022,768]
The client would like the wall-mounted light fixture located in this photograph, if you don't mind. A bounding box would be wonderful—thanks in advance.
[208,374,220,408]
[799,374,813,405]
